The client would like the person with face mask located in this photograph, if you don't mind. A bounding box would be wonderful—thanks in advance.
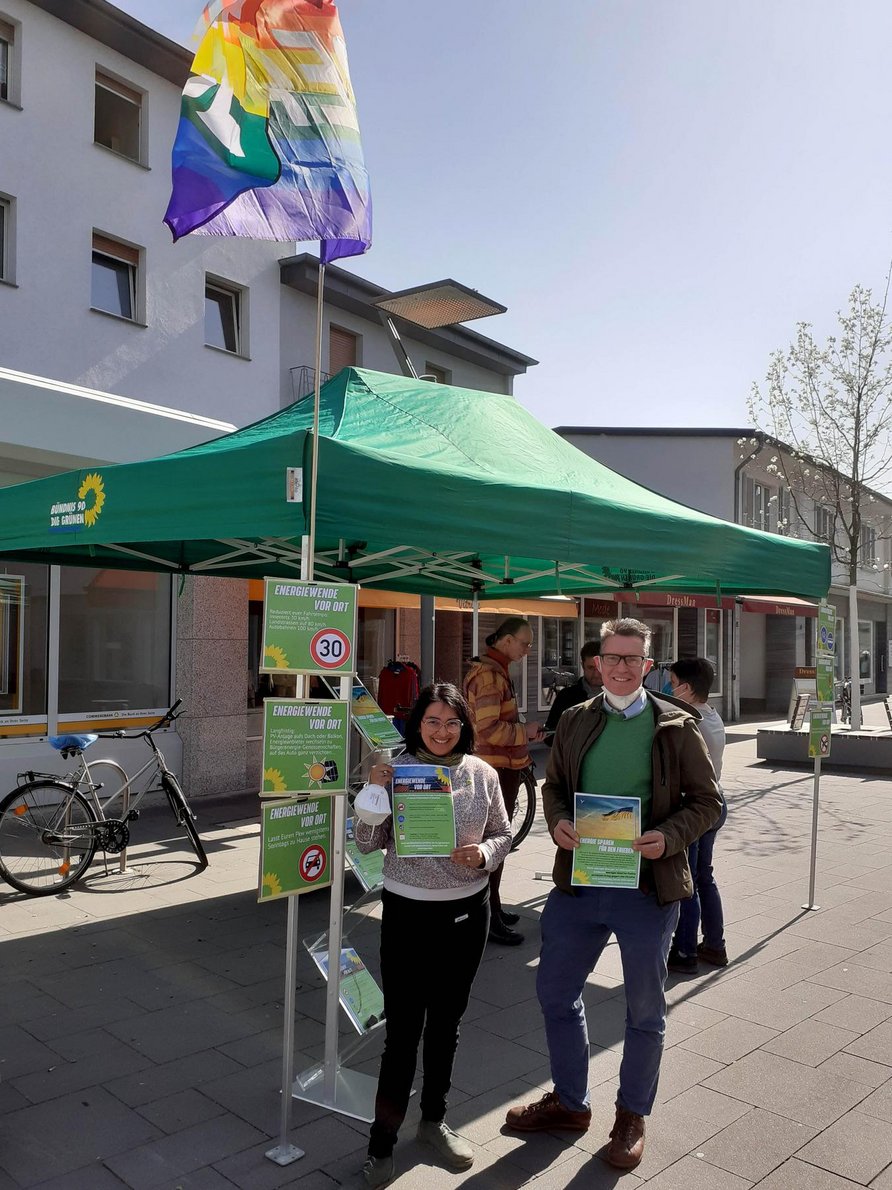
[504,619,721,1172]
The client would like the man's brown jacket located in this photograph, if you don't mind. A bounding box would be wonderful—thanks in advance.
[543,692,722,904]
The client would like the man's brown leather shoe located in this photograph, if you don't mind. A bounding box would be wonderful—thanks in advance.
[505,1090,591,1132]
[602,1106,645,1169]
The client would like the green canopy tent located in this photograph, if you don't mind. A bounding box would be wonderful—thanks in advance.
[0,368,830,599]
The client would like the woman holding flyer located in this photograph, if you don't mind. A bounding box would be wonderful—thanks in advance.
[354,682,511,1189]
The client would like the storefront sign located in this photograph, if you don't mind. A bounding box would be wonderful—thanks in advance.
[261,578,357,674]
[261,699,349,795]
[258,795,335,899]
[808,706,832,759]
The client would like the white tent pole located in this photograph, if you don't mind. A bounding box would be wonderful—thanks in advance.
[306,260,326,578]
[266,535,311,1167]
[472,592,479,654]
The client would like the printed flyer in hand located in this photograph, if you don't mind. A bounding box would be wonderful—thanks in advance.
[572,793,641,888]
[392,764,456,857]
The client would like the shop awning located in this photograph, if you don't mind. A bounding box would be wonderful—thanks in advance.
[0,368,831,601]
[740,596,818,617]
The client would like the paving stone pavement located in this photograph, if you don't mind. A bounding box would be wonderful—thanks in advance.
[2,711,892,1188]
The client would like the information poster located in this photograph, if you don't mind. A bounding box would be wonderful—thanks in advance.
[392,764,456,857]
[310,946,385,1034]
[816,656,834,705]
[262,699,349,796]
[345,816,385,892]
[571,793,641,888]
[809,706,832,759]
[323,676,404,750]
[261,578,357,675]
[818,602,836,655]
[259,796,334,900]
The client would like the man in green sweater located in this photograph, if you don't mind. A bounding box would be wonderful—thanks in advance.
[505,618,721,1170]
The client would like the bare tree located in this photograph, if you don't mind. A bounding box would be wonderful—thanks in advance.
[748,278,892,729]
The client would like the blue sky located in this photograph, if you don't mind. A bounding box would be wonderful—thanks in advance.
[117,1,892,430]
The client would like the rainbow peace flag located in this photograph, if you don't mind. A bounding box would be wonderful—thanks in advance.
[164,0,371,263]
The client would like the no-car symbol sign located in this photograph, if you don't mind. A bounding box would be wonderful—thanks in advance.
[310,628,351,669]
[299,843,327,883]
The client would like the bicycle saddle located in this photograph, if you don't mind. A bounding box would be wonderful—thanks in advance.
[49,733,99,752]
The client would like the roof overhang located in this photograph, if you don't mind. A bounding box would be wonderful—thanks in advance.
[280,254,537,378]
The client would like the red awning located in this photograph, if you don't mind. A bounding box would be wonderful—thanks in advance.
[740,596,818,617]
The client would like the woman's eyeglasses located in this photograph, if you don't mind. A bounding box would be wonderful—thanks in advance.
[422,717,463,730]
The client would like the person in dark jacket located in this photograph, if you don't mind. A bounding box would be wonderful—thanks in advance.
[544,640,602,742]
[505,619,721,1172]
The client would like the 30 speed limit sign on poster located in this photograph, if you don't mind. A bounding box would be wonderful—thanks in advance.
[260,579,357,675]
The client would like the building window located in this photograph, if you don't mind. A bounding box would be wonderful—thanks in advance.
[776,486,792,535]
[538,616,579,711]
[423,362,452,384]
[742,475,771,530]
[858,620,873,681]
[91,233,139,322]
[205,280,244,354]
[0,18,12,103]
[0,193,12,283]
[860,523,878,566]
[329,325,358,374]
[58,569,171,716]
[0,565,48,737]
[815,505,835,544]
[94,70,143,163]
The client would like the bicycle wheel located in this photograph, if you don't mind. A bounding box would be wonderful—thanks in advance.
[0,782,98,895]
[509,768,537,852]
[161,774,209,868]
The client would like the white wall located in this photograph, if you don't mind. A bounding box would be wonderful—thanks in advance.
[559,433,738,521]
[0,0,286,428]
[739,612,767,700]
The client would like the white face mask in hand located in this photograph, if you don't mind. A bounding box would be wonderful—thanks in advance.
[353,783,391,826]
[604,687,644,712]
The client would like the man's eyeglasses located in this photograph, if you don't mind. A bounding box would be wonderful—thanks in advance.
[422,717,463,731]
[511,637,534,651]
[599,654,648,668]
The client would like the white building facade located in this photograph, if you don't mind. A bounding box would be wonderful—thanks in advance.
[0,0,538,795]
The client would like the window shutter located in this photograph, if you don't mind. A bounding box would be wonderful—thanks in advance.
[329,326,357,374]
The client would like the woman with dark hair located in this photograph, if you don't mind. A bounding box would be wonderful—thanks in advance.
[354,682,511,1188]
[463,616,544,944]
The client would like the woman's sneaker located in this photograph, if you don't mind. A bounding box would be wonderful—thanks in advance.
[697,943,729,967]
[667,947,697,974]
[362,1154,394,1188]
[417,1120,474,1170]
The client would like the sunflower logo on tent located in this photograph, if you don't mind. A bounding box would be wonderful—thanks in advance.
[264,645,289,669]
[78,473,105,527]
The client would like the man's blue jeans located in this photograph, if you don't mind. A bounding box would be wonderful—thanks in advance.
[674,799,727,956]
[536,886,679,1117]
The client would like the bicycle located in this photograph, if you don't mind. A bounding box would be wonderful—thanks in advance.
[509,763,537,851]
[0,700,208,896]
[835,679,852,726]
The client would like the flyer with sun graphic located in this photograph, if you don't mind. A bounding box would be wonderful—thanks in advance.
[261,578,357,675]
[259,796,334,900]
[309,946,385,1034]
[322,677,404,749]
[262,699,349,796]
[572,794,641,888]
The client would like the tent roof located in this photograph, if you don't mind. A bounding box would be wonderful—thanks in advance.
[0,368,830,599]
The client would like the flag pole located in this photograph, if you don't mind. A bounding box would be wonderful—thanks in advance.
[306,256,326,583]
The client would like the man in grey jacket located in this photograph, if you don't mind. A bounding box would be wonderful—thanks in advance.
[505,619,721,1170]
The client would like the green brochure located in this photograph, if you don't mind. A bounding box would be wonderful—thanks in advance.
[311,946,385,1034]
[392,764,456,857]
[572,793,641,888]
[261,699,349,796]
[323,676,404,750]
[258,796,334,900]
[345,816,385,892]
[261,577,357,675]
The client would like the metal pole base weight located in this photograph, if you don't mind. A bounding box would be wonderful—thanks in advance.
[801,904,821,912]
[293,1063,378,1122]
[265,1143,305,1166]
